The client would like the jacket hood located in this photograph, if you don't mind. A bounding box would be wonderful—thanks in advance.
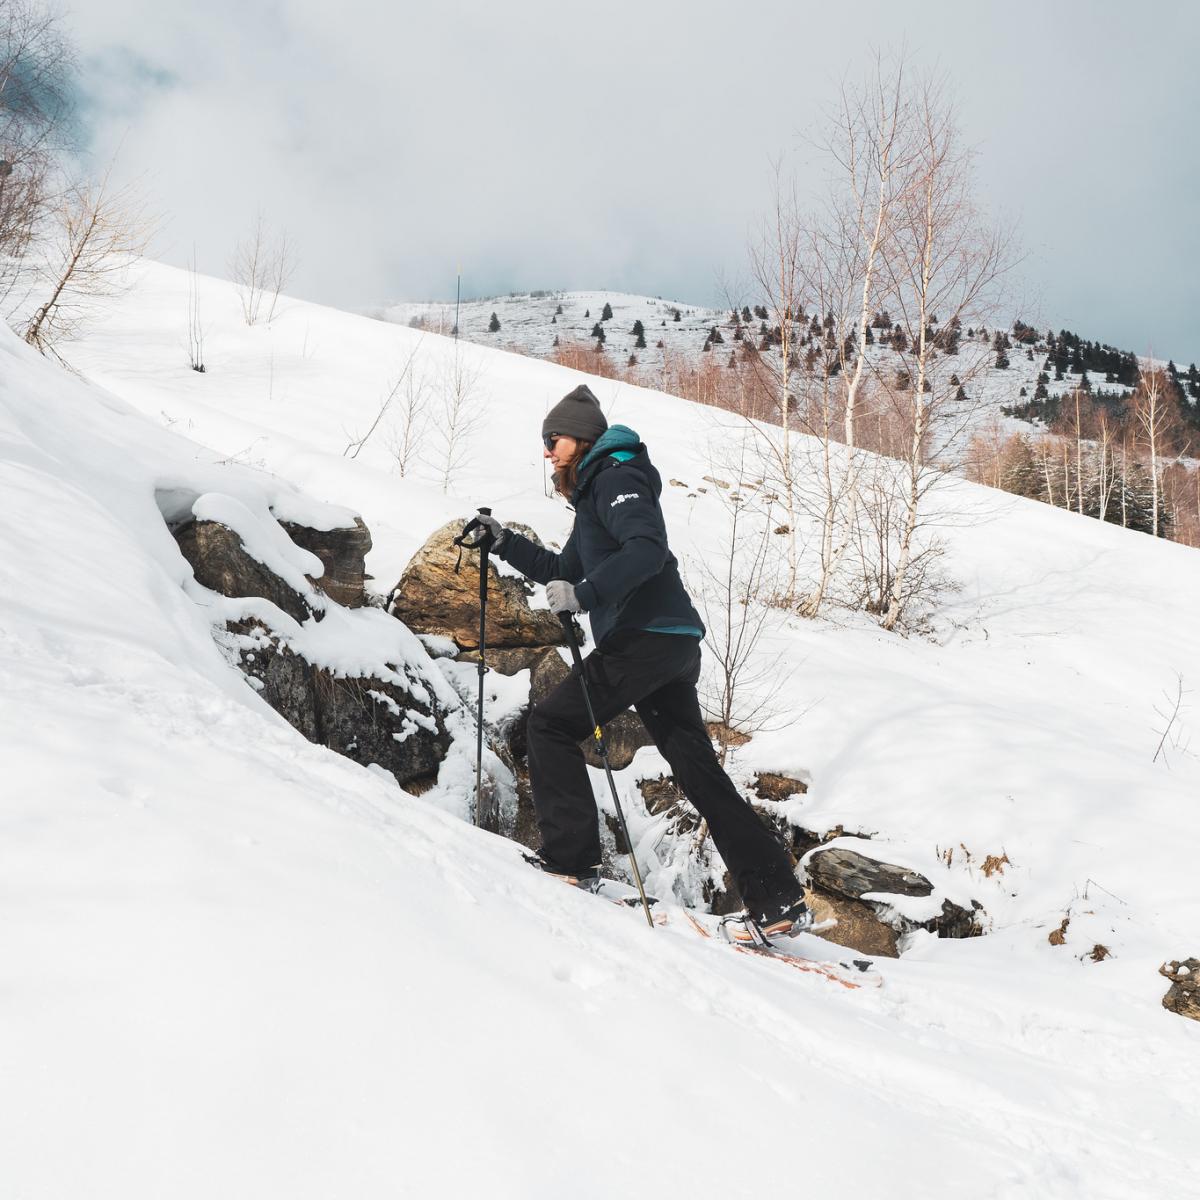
[573,424,662,504]
[579,423,641,468]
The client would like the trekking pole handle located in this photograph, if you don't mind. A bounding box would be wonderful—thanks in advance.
[453,507,495,555]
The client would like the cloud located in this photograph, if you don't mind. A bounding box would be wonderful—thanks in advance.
[65,0,1200,361]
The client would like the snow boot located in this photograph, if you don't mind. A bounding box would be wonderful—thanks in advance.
[522,850,601,889]
[722,896,813,945]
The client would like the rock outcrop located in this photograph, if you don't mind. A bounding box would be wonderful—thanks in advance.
[806,847,933,900]
[1160,959,1200,1022]
[802,844,983,952]
[280,517,372,607]
[176,519,316,624]
[174,510,450,790]
[389,520,566,667]
[233,618,448,788]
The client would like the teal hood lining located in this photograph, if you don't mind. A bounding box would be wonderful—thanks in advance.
[579,424,641,469]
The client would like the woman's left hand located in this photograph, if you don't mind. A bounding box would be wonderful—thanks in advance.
[546,579,583,614]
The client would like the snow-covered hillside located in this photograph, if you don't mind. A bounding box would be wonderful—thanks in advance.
[4,258,1199,1198]
[372,288,1128,453]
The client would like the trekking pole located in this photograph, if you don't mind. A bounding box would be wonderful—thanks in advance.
[452,508,494,829]
[555,608,655,930]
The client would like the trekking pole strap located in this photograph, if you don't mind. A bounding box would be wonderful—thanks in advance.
[453,507,495,574]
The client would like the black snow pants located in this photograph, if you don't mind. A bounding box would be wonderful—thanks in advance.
[526,629,802,918]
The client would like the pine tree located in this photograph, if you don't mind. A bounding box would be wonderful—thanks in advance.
[488,312,501,332]
[672,308,682,323]
[708,325,724,345]
[591,322,605,342]
[601,302,613,321]
[584,309,590,319]
[631,319,646,348]
[555,303,564,314]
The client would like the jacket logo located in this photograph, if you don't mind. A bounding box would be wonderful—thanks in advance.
[610,492,641,507]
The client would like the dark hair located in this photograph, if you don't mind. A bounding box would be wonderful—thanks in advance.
[552,439,593,499]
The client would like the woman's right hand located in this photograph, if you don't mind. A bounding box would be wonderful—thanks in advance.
[477,512,508,550]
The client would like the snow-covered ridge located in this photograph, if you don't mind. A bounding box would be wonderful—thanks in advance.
[4,259,1199,1197]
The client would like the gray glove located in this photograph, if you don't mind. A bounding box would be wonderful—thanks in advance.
[546,579,583,614]
[476,512,509,551]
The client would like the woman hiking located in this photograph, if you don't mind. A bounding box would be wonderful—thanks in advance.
[479,384,809,941]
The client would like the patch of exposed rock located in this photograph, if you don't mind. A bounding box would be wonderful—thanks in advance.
[802,844,983,951]
[232,618,448,788]
[173,511,450,789]
[630,768,985,958]
[1160,958,1200,1022]
[389,520,567,670]
[280,517,372,607]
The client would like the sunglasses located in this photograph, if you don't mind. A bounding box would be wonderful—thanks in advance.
[543,433,562,451]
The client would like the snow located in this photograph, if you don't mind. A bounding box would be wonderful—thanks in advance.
[2,258,1199,1198]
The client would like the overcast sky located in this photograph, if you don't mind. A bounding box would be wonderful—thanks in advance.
[69,0,1200,363]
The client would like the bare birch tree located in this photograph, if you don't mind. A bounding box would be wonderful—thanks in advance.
[874,75,1012,631]
[23,165,154,354]
[185,245,205,372]
[0,0,75,319]
[342,338,424,459]
[692,431,791,763]
[1134,365,1172,538]
[385,364,432,478]
[431,347,485,493]
[800,58,915,617]
[229,209,298,326]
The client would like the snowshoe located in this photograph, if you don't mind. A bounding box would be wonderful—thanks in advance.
[721,897,813,946]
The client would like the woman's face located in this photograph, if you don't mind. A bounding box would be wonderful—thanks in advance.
[543,434,579,470]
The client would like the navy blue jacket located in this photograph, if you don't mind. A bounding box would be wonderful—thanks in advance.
[498,425,705,649]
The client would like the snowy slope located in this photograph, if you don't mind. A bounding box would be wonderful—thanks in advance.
[3,259,1199,1198]
[373,287,1122,454]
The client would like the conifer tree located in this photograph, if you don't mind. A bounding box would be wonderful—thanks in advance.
[601,302,613,321]
[488,312,500,332]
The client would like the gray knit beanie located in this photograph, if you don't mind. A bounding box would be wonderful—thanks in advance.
[542,384,608,442]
